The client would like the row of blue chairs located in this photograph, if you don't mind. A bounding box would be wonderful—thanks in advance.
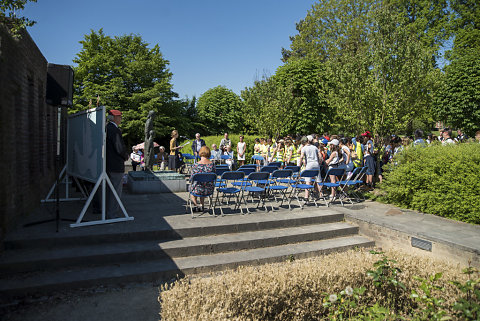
[186,164,367,218]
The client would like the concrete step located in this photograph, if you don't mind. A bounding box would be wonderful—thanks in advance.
[4,209,344,250]
[0,222,359,274]
[0,235,374,297]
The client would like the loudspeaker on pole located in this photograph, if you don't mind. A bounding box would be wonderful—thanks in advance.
[46,63,74,107]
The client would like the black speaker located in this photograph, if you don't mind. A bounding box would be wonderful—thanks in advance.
[46,63,74,107]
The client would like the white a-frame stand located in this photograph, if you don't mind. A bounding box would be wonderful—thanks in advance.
[70,170,133,227]
[70,106,134,228]
[42,166,88,203]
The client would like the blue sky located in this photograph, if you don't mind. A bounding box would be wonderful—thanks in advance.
[22,0,316,99]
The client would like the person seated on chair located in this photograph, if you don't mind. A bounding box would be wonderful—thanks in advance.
[223,145,234,170]
[211,144,221,163]
[190,146,216,212]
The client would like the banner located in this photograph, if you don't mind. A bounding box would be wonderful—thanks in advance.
[67,107,104,183]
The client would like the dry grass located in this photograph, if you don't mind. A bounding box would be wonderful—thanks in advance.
[159,249,469,320]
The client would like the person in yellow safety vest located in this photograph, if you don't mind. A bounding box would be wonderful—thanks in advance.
[260,137,267,160]
[274,140,285,164]
[284,139,295,166]
[254,138,261,156]
[352,135,363,167]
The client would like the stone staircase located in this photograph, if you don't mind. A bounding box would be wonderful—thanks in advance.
[0,208,374,298]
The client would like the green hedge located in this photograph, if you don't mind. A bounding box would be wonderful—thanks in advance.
[180,134,260,163]
[379,143,480,224]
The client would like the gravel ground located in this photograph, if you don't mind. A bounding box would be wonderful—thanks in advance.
[1,283,161,321]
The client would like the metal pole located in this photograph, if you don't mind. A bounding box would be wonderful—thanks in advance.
[55,106,61,232]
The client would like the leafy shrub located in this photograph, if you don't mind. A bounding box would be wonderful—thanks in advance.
[159,249,469,320]
[378,143,480,224]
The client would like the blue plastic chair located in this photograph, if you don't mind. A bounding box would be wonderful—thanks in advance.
[268,161,282,168]
[289,169,320,209]
[215,167,230,188]
[240,171,270,213]
[251,155,265,170]
[338,166,364,203]
[186,172,217,218]
[182,153,196,174]
[267,169,293,210]
[214,171,245,215]
[319,168,345,206]
[233,167,256,188]
[257,166,277,185]
[239,164,257,169]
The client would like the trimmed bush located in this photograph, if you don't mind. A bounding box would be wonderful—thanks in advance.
[159,249,470,320]
[378,143,480,224]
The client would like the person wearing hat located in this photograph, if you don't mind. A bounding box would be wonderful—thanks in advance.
[325,139,342,199]
[105,109,129,218]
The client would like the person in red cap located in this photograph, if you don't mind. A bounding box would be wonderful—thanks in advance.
[105,109,128,218]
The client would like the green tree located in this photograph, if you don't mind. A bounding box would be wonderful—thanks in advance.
[196,86,244,135]
[450,0,480,58]
[434,50,480,136]
[274,59,330,135]
[240,76,277,136]
[73,29,182,146]
[0,0,37,35]
[434,0,480,136]
[283,0,443,136]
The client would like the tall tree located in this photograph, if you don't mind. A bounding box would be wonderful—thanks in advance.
[73,29,181,145]
[282,0,444,136]
[434,0,480,135]
[196,86,244,135]
[240,59,330,136]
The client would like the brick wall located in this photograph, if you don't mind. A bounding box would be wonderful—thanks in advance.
[0,25,63,245]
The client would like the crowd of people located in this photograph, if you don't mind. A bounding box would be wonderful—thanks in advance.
[127,127,480,209]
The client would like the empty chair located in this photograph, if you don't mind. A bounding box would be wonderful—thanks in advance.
[186,172,217,218]
[280,165,300,185]
[240,171,270,213]
[343,166,367,202]
[267,169,293,210]
[338,166,364,204]
[289,169,320,209]
[215,167,230,188]
[268,161,282,168]
[182,153,196,174]
[239,164,257,169]
[214,171,245,215]
[257,165,277,185]
[319,168,345,206]
[233,167,256,188]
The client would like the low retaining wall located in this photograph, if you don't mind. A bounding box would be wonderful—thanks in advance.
[346,216,479,268]
[127,171,187,194]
